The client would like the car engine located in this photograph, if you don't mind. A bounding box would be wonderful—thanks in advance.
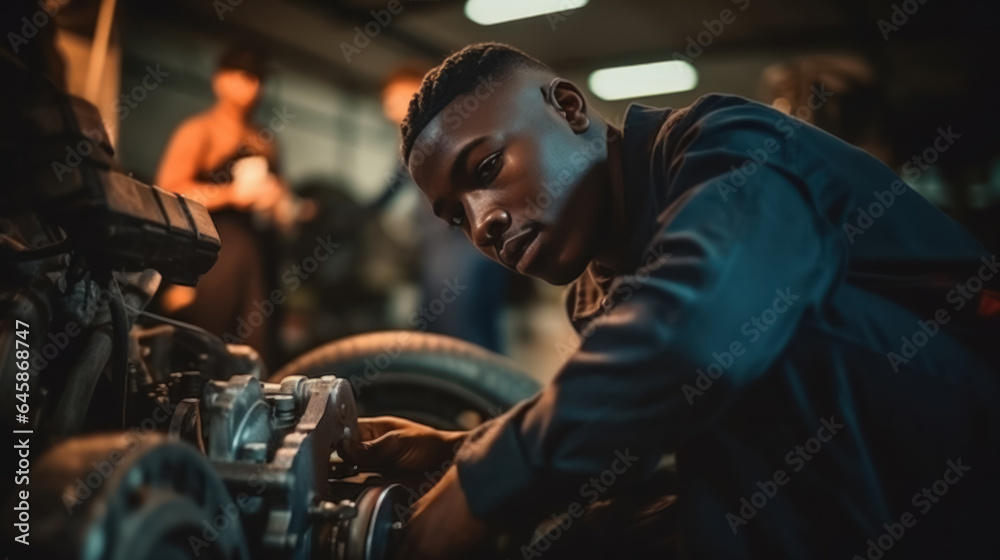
[0,47,538,560]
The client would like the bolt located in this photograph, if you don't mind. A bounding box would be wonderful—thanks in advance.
[180,371,202,400]
[269,394,296,427]
[238,442,268,463]
[271,394,296,413]
[309,499,357,521]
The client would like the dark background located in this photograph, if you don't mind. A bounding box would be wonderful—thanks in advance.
[10,0,1000,372]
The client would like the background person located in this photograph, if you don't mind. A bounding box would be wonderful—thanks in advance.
[156,46,304,367]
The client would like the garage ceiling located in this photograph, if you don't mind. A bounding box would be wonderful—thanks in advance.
[124,0,998,156]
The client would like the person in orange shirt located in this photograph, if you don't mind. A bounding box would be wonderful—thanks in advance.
[157,46,298,365]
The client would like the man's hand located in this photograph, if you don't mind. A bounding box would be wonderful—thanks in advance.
[249,174,286,212]
[340,416,467,474]
[342,418,494,558]
[391,466,492,560]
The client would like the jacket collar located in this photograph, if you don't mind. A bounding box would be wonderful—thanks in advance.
[564,103,674,327]
[618,103,673,271]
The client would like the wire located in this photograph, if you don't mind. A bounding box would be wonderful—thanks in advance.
[0,239,72,262]
[105,274,130,427]
[127,306,218,340]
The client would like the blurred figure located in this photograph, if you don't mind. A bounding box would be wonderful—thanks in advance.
[760,55,1000,253]
[378,66,516,352]
[381,66,424,127]
[760,54,893,165]
[156,46,301,366]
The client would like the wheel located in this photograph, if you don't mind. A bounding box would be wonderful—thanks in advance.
[269,331,540,430]
[30,433,249,560]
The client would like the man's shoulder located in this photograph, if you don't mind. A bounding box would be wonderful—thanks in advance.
[660,93,784,142]
[685,92,759,112]
[172,112,214,140]
[646,93,797,177]
[684,93,777,120]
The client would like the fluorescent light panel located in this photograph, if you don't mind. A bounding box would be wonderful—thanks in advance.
[588,61,699,101]
[465,0,589,26]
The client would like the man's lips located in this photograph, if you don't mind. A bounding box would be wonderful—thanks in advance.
[499,227,540,271]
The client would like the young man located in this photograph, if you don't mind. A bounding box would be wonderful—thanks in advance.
[344,43,1000,559]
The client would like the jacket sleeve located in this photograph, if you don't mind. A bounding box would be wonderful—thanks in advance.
[455,103,851,521]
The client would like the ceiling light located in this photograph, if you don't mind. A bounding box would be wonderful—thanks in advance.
[464,0,588,26]
[588,60,699,101]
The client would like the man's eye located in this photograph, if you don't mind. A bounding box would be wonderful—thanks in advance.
[448,213,465,229]
[476,151,502,184]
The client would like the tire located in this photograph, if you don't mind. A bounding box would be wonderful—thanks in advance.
[269,331,540,430]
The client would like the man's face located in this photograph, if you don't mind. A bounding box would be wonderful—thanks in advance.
[408,71,610,285]
[213,69,261,111]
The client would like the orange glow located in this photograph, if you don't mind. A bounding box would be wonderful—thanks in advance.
[381,76,423,125]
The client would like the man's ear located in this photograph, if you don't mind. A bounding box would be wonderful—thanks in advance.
[544,78,590,134]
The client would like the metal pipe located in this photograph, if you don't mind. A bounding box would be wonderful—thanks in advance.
[48,327,113,440]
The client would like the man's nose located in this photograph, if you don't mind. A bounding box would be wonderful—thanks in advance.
[470,205,511,249]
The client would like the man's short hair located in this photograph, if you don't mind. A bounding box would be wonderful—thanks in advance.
[400,42,550,163]
[217,44,268,80]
